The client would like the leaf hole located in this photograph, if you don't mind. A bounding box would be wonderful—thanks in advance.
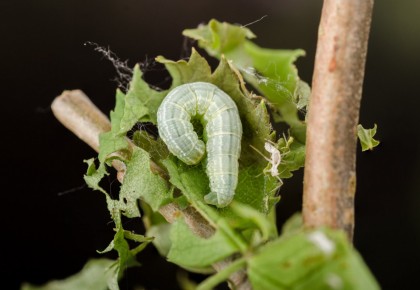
[98,166,121,200]
[140,61,172,90]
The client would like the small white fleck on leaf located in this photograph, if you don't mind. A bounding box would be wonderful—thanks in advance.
[307,231,336,256]
[326,273,343,290]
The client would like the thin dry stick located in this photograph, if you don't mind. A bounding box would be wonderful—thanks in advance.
[51,90,111,151]
[51,90,251,290]
[303,0,374,241]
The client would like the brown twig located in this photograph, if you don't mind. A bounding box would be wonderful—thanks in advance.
[51,90,111,152]
[303,0,374,241]
[51,90,251,289]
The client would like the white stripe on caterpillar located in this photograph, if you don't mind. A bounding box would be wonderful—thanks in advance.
[157,82,242,207]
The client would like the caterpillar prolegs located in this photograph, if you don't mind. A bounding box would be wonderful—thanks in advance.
[157,82,242,208]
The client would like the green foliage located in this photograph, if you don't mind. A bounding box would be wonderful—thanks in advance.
[96,213,153,289]
[119,66,166,129]
[277,135,306,179]
[83,158,108,194]
[98,90,130,163]
[21,259,115,290]
[357,124,380,151]
[183,19,309,143]
[247,228,380,290]
[83,151,161,289]
[119,147,171,215]
[79,46,286,289]
[168,218,239,268]
[43,19,380,290]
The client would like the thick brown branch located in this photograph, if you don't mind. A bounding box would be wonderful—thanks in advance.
[303,0,374,240]
[51,90,251,289]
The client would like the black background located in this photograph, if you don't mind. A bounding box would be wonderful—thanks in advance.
[2,0,420,289]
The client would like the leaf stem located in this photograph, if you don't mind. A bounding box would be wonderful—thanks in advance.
[197,258,247,290]
[303,0,374,240]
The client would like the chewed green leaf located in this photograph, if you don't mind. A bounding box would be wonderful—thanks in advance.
[98,89,131,163]
[21,258,115,290]
[98,132,129,163]
[99,213,152,290]
[183,19,255,59]
[243,42,306,123]
[119,65,166,130]
[234,165,279,214]
[132,130,169,166]
[156,49,212,88]
[277,136,306,179]
[251,135,305,183]
[119,147,171,216]
[294,80,311,112]
[83,159,121,219]
[103,229,145,290]
[110,89,126,130]
[83,158,108,194]
[213,58,274,163]
[358,124,380,151]
[112,227,141,274]
[183,19,308,143]
[167,218,239,268]
[248,228,380,290]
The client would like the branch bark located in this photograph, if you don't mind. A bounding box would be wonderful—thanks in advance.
[303,0,374,241]
[51,90,251,290]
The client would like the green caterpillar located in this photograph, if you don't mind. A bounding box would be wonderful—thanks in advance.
[157,82,242,207]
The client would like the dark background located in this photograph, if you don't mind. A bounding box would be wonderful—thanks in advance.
[2,0,419,289]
